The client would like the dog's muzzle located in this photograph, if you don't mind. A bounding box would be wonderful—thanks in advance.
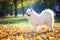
[27,13,30,16]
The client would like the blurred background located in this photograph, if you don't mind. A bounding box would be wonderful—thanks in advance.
[0,0,60,24]
[0,0,60,40]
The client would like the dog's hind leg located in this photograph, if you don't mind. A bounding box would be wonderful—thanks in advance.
[46,22,54,32]
[46,19,54,32]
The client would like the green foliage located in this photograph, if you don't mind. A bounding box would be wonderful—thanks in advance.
[17,0,35,8]
[0,3,3,9]
[37,0,55,8]
[46,0,55,7]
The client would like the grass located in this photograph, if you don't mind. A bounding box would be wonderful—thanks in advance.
[0,17,60,24]
[0,17,28,24]
[55,18,60,23]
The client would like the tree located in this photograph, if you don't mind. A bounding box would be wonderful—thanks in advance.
[13,0,18,17]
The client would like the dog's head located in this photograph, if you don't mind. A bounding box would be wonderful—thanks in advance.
[26,8,33,16]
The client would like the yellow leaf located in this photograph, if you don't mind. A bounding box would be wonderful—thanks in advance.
[16,36,24,40]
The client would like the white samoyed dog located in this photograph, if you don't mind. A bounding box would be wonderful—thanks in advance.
[26,8,54,32]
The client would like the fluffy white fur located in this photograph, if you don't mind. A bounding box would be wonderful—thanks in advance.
[26,8,54,32]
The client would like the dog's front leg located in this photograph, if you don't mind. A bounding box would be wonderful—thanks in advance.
[33,24,38,33]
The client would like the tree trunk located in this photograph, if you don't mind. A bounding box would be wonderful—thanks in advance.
[14,0,17,17]
[3,0,7,17]
[14,2,17,17]
[21,0,24,16]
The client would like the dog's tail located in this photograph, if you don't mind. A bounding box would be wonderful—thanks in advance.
[40,9,55,17]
